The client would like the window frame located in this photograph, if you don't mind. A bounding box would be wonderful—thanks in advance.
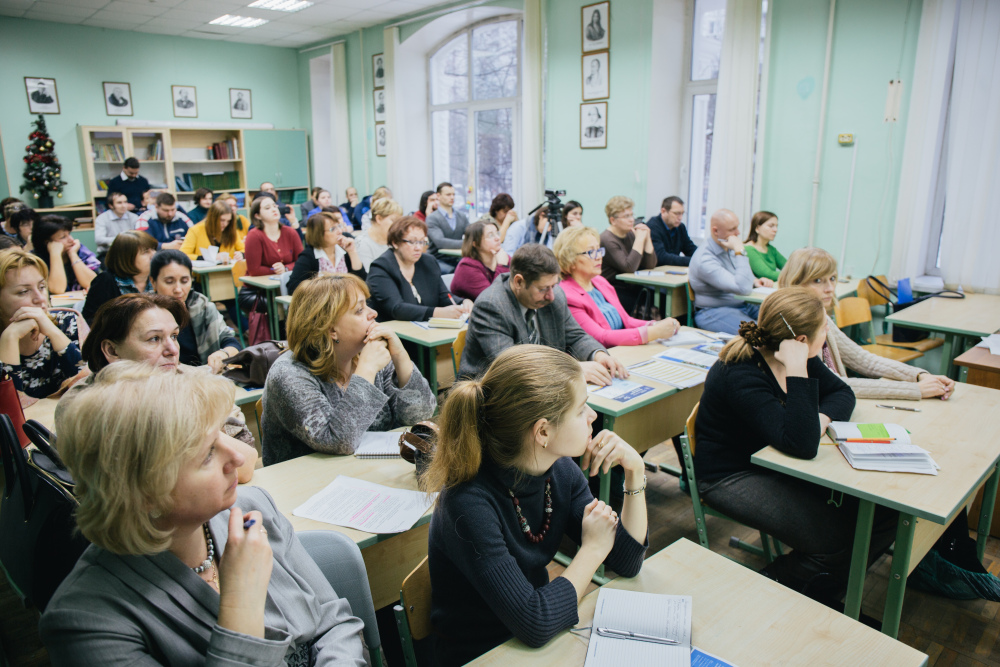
[427,15,523,217]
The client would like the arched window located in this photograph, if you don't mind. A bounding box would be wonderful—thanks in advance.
[428,17,521,217]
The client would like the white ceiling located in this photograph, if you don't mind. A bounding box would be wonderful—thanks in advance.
[0,0,454,47]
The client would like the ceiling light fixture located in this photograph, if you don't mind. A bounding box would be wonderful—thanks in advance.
[247,0,313,11]
[209,14,269,28]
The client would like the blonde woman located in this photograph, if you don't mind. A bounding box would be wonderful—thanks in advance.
[40,363,366,665]
[779,247,953,401]
[261,274,436,465]
[427,346,647,666]
[554,226,678,347]
[355,197,402,271]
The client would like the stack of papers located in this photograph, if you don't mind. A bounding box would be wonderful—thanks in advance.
[588,378,654,403]
[828,422,939,475]
[584,588,692,667]
[976,334,1000,356]
[751,286,777,297]
[413,313,468,329]
[293,476,434,533]
[656,348,718,371]
[628,359,706,389]
[659,330,718,347]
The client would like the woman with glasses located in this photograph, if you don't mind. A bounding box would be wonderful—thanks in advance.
[554,227,679,347]
[287,211,365,294]
[598,196,657,313]
[450,220,509,302]
[367,216,471,321]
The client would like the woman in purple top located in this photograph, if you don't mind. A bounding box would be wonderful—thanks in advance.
[450,220,510,301]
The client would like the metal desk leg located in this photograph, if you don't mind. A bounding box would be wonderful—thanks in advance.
[266,290,279,339]
[844,499,874,620]
[652,288,662,315]
[426,346,439,395]
[664,288,673,320]
[882,512,916,639]
[977,463,1000,561]
[939,333,954,377]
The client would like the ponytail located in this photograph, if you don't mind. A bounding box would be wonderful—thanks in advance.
[421,380,484,493]
[718,287,826,364]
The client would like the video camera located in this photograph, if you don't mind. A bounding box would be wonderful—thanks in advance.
[529,189,568,242]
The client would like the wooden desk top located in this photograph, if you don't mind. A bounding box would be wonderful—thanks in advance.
[439,248,462,257]
[50,291,87,308]
[615,265,689,288]
[192,264,235,274]
[469,538,927,667]
[239,275,282,290]
[886,292,1000,337]
[276,294,291,307]
[248,451,430,549]
[954,346,1000,372]
[386,320,465,347]
[752,383,1000,523]
[739,279,859,305]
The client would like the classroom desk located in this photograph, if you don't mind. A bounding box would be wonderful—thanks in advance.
[752,382,1000,638]
[240,274,284,339]
[469,538,927,667]
[193,264,236,302]
[614,266,688,318]
[736,278,860,305]
[49,291,87,308]
[439,248,462,258]
[955,347,1000,537]
[886,292,1000,377]
[249,451,430,610]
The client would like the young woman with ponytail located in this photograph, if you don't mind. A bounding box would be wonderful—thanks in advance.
[693,288,897,607]
[425,345,648,666]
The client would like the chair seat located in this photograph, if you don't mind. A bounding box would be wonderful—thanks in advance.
[875,334,945,352]
[861,344,923,364]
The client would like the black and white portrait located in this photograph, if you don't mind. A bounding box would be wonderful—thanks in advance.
[375,123,387,157]
[580,102,607,149]
[373,90,386,122]
[582,51,610,101]
[24,77,59,114]
[372,53,385,89]
[582,2,610,52]
[230,88,252,119]
[103,82,132,116]
[172,85,197,118]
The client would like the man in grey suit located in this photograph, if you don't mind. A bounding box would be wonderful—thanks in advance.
[425,181,468,274]
[459,243,628,384]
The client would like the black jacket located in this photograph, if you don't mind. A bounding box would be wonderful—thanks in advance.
[647,215,698,266]
[81,271,124,325]
[367,249,450,321]
[286,245,367,295]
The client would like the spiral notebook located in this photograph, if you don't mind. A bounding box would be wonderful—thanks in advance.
[584,588,692,667]
[353,432,402,459]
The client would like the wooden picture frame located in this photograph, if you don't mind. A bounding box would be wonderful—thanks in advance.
[582,51,610,101]
[375,122,387,157]
[230,88,252,119]
[373,89,386,123]
[581,1,610,53]
[103,82,132,116]
[171,85,198,118]
[24,77,59,114]
[580,102,608,149]
[372,53,386,89]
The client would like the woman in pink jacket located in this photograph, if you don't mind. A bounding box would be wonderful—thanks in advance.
[553,226,680,347]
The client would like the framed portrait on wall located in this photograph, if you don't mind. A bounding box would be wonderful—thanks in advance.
[581,51,609,101]
[103,82,132,116]
[373,89,387,122]
[581,2,610,53]
[373,53,386,89]
[230,88,252,119]
[375,122,387,157]
[580,102,607,149]
[172,85,198,118]
[24,77,59,114]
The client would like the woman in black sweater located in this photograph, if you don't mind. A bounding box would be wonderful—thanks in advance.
[287,210,365,294]
[81,230,158,325]
[425,345,648,666]
[693,287,897,604]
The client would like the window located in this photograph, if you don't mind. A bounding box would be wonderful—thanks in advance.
[429,18,520,218]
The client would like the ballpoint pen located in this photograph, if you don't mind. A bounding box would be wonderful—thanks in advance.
[875,404,921,412]
[595,627,680,645]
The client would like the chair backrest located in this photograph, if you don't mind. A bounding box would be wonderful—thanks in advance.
[834,296,874,329]
[297,531,382,658]
[451,328,468,378]
[857,276,892,307]
[231,259,248,285]
[400,556,432,641]
[441,273,454,291]
[685,402,699,456]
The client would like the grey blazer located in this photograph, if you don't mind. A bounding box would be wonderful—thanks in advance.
[40,486,367,667]
[425,208,469,260]
[459,273,606,379]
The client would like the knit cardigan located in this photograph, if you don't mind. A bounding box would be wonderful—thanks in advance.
[824,315,923,400]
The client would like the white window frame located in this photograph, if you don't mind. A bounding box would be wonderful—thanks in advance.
[427,15,523,218]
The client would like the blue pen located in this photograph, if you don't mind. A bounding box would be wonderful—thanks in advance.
[244,518,256,530]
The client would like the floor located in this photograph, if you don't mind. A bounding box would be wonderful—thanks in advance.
[4,442,1000,666]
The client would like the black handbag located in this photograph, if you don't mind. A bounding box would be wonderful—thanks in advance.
[631,287,655,321]
[0,415,89,612]
[222,340,288,386]
[864,276,965,343]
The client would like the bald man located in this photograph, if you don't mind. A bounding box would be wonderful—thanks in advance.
[687,209,773,334]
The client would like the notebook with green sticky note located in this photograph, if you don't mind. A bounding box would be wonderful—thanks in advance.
[826,422,911,444]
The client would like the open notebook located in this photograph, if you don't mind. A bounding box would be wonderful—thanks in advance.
[827,422,938,475]
[584,589,692,667]
[353,432,401,459]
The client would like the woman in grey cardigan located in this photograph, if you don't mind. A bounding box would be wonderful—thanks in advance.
[41,362,367,666]
[261,273,436,465]
[779,248,955,401]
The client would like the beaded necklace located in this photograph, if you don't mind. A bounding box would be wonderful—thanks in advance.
[191,523,214,574]
[508,477,553,544]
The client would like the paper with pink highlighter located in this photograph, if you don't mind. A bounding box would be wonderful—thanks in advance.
[293,476,434,533]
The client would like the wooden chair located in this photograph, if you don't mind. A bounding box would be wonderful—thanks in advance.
[254,398,263,444]
[393,556,432,667]
[686,281,695,327]
[834,297,923,364]
[450,328,467,379]
[679,403,781,563]
[858,277,944,353]
[230,260,249,347]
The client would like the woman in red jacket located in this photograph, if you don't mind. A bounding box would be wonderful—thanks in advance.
[554,226,679,347]
[449,220,510,301]
[238,196,303,314]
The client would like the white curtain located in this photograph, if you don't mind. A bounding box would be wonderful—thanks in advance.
[332,43,352,199]
[521,0,544,214]
[706,0,763,229]
[383,26,401,194]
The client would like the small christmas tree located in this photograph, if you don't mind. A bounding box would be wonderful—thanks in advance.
[20,115,67,208]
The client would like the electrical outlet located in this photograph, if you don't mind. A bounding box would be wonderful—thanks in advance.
[838,133,854,145]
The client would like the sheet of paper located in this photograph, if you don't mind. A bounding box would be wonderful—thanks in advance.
[584,588,692,667]
[200,245,219,263]
[353,431,401,458]
[751,286,777,296]
[628,359,706,389]
[658,330,717,347]
[588,379,655,403]
[656,348,718,370]
[410,321,432,330]
[634,269,663,276]
[292,476,433,534]
[191,259,217,268]
[977,334,1000,355]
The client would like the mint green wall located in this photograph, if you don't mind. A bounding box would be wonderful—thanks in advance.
[0,18,302,206]
[760,0,921,278]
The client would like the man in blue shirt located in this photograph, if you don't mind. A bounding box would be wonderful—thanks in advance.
[137,192,190,250]
[105,157,150,212]
[647,196,698,266]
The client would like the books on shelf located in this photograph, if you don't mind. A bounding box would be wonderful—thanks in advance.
[182,171,240,191]
[206,138,240,160]
[828,422,939,475]
[146,139,164,161]
[92,143,125,162]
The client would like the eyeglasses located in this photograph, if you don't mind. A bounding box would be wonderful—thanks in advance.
[402,239,429,248]
[577,248,606,260]
[615,213,635,221]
